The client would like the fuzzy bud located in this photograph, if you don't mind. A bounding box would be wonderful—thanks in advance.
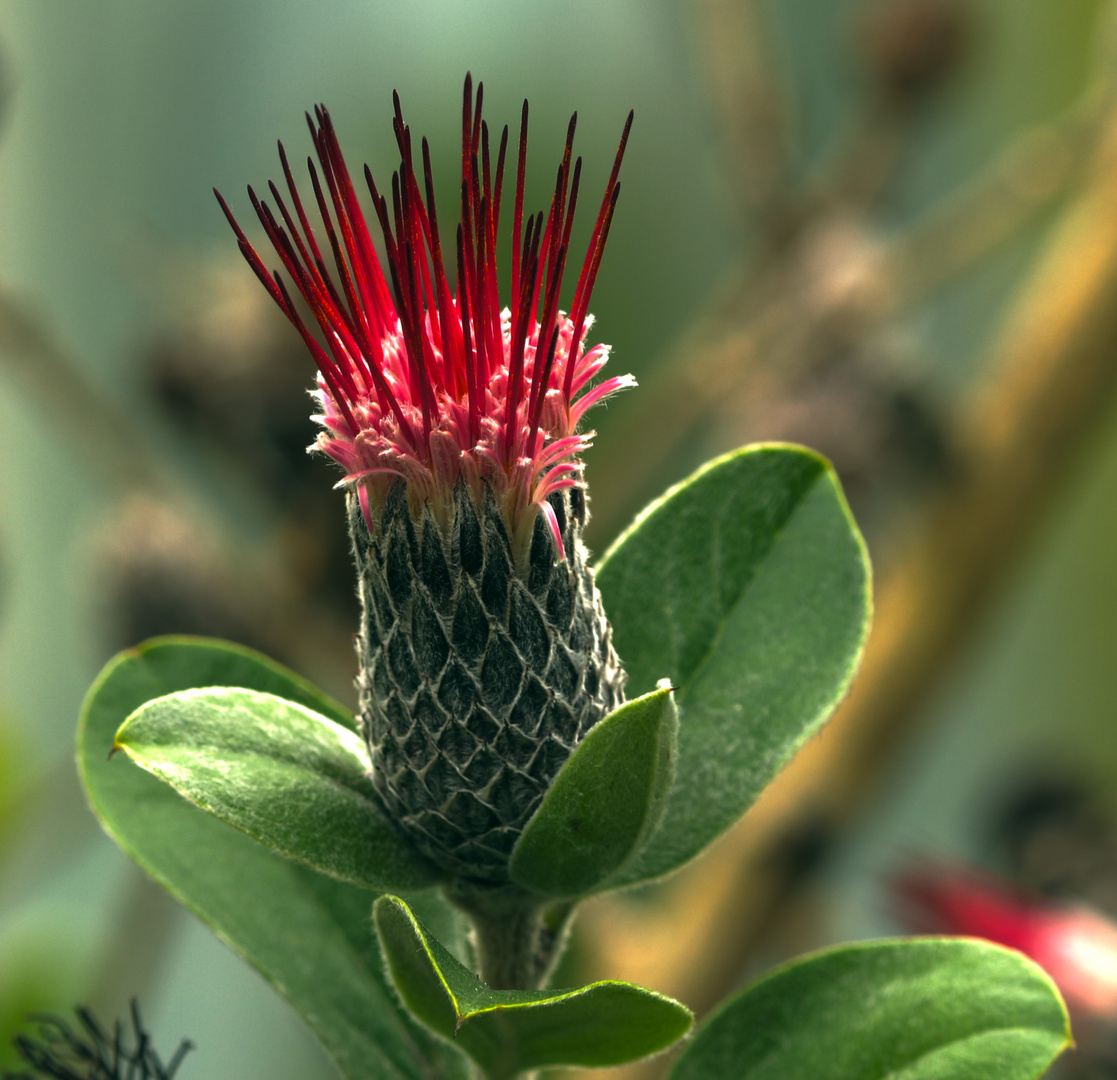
[353,481,624,881]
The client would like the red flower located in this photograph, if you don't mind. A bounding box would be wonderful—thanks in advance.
[896,862,1117,1022]
[216,75,634,561]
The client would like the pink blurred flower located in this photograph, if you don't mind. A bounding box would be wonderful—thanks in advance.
[216,75,634,560]
[896,862,1117,1023]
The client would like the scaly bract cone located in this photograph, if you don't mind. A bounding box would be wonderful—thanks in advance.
[353,481,626,883]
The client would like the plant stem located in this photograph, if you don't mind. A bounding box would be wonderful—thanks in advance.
[446,882,556,990]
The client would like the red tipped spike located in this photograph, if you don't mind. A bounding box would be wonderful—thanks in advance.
[219,82,633,545]
[565,111,631,398]
[492,125,509,232]
[511,100,528,310]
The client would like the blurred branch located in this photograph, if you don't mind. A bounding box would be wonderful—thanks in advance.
[586,12,1092,549]
[0,287,158,489]
[693,0,796,224]
[893,48,1117,305]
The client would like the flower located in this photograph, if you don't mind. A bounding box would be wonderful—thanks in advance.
[215,74,634,564]
[218,77,632,884]
[896,861,1117,1023]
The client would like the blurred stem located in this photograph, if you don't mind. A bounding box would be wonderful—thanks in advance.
[0,282,363,703]
[892,112,1097,305]
[693,0,795,227]
[586,26,1097,551]
[0,287,158,489]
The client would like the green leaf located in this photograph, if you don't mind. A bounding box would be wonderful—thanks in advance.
[113,686,439,891]
[669,937,1071,1080]
[509,685,677,898]
[375,894,693,1080]
[596,444,871,885]
[78,636,469,1080]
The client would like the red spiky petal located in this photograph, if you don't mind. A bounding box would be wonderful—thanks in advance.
[218,76,633,551]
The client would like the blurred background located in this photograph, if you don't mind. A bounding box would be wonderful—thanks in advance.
[2,0,1117,1076]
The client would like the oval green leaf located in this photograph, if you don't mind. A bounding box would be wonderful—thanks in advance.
[509,684,677,898]
[669,937,1071,1080]
[78,636,469,1080]
[113,686,439,891]
[596,444,872,886]
[375,894,693,1080]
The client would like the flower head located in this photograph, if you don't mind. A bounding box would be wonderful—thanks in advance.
[218,78,631,885]
[216,74,634,562]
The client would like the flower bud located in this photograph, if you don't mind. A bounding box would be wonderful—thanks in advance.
[352,480,624,880]
[218,76,633,882]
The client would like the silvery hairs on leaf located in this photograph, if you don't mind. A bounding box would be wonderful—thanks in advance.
[352,480,625,882]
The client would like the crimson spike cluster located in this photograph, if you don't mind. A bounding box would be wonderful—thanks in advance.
[215,75,634,557]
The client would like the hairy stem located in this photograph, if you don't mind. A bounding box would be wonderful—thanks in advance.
[446,882,570,991]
